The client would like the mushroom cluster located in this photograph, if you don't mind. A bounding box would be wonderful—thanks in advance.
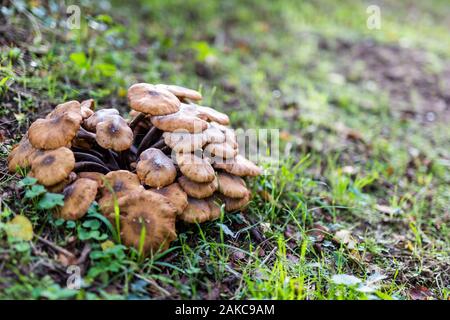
[8,83,262,253]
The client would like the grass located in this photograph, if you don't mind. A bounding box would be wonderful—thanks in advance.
[0,0,449,299]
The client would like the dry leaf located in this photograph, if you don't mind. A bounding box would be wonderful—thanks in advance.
[6,215,33,241]
[333,229,357,250]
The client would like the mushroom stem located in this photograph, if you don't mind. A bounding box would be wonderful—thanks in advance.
[73,152,109,168]
[118,150,132,171]
[150,139,166,150]
[77,127,96,140]
[137,126,162,156]
[103,149,121,170]
[74,161,111,174]
[71,146,105,160]
[128,112,146,131]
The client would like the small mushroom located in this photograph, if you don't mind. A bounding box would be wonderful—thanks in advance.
[152,182,188,214]
[218,189,251,212]
[117,190,177,253]
[176,152,215,183]
[203,124,226,144]
[46,101,81,119]
[163,131,206,153]
[151,104,208,133]
[156,84,202,101]
[194,104,230,125]
[28,112,82,150]
[217,172,248,198]
[128,83,180,116]
[30,147,75,186]
[56,178,98,220]
[95,116,133,151]
[214,155,262,176]
[83,108,120,131]
[46,172,77,193]
[80,99,95,119]
[178,175,218,199]
[7,136,37,172]
[179,197,221,223]
[136,148,176,188]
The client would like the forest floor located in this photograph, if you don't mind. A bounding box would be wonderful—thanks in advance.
[0,0,449,299]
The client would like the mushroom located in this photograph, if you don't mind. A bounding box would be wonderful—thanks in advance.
[155,84,202,101]
[152,182,188,214]
[98,170,144,217]
[151,104,208,133]
[176,152,215,183]
[77,171,105,188]
[46,172,77,193]
[203,124,226,144]
[83,108,120,132]
[28,112,82,150]
[163,131,206,153]
[29,147,75,186]
[214,155,262,176]
[117,190,177,253]
[178,175,218,199]
[218,190,251,212]
[7,136,37,172]
[179,197,221,223]
[95,116,133,151]
[136,148,176,188]
[46,100,81,119]
[194,104,230,125]
[128,83,180,116]
[204,142,238,160]
[56,178,98,220]
[217,172,248,198]
[80,99,95,119]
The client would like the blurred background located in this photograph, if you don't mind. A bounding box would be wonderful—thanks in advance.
[0,0,449,299]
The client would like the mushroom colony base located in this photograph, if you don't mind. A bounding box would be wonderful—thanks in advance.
[7,83,262,254]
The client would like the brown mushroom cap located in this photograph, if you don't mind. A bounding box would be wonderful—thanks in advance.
[95,116,133,151]
[56,178,98,220]
[203,124,226,144]
[7,136,37,172]
[83,108,120,131]
[217,172,248,198]
[46,172,77,193]
[118,190,177,253]
[152,182,188,215]
[163,131,206,153]
[46,101,82,119]
[176,152,215,183]
[77,171,105,188]
[214,155,262,177]
[204,142,238,160]
[179,197,221,223]
[98,170,144,217]
[178,175,218,199]
[156,84,202,101]
[151,104,208,133]
[28,112,82,150]
[194,105,230,125]
[218,190,251,212]
[30,147,75,186]
[128,83,180,116]
[136,148,176,188]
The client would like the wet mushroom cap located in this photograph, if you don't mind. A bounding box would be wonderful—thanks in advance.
[156,84,202,101]
[95,116,133,151]
[152,182,188,214]
[118,190,177,253]
[7,136,37,172]
[128,83,181,116]
[217,172,248,198]
[176,152,215,183]
[30,147,75,186]
[214,155,262,177]
[28,112,82,150]
[136,148,176,188]
[83,108,120,131]
[56,178,98,220]
[179,197,221,223]
[45,101,81,119]
[178,175,218,199]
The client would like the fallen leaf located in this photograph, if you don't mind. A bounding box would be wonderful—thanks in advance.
[375,204,400,215]
[409,286,433,300]
[101,240,115,251]
[331,274,362,286]
[333,229,357,250]
[6,215,33,241]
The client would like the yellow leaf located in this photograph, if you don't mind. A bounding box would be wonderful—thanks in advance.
[6,215,33,241]
[101,240,115,251]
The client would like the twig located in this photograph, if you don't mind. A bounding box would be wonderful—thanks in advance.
[36,235,76,259]
[134,273,171,297]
